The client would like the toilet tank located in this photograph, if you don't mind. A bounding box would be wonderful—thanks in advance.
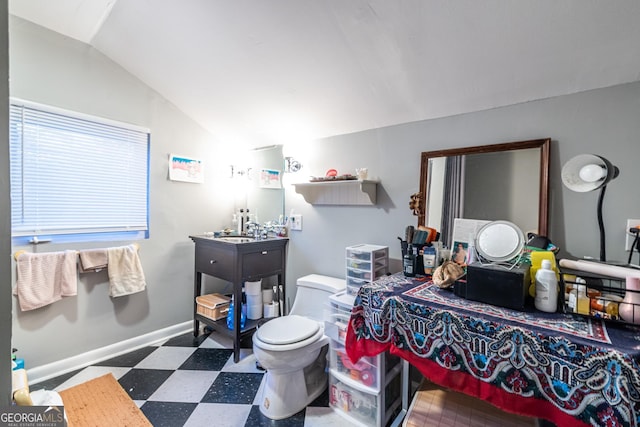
[289,274,346,321]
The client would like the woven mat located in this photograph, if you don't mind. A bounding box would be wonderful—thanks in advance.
[59,373,151,427]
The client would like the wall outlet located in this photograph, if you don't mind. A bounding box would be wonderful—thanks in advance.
[290,214,302,231]
[626,219,640,251]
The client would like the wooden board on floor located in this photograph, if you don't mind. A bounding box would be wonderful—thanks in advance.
[59,373,151,427]
[403,380,537,427]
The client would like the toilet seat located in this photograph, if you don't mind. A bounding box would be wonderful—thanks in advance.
[256,315,319,345]
[254,315,325,352]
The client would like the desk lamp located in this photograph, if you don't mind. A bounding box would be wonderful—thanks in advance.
[561,154,619,262]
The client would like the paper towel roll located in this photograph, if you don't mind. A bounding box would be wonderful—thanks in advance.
[559,259,640,280]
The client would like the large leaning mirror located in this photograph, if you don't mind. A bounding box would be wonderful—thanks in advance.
[419,138,550,247]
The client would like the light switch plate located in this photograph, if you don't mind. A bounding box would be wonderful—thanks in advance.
[290,214,302,231]
[626,219,640,251]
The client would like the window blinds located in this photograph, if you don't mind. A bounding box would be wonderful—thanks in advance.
[9,101,150,241]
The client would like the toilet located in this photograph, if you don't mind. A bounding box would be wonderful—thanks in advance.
[252,274,346,420]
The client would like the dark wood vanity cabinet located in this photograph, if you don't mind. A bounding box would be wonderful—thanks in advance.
[189,235,288,362]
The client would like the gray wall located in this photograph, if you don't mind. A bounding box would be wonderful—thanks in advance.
[9,17,235,369]
[1,4,11,405]
[284,82,640,302]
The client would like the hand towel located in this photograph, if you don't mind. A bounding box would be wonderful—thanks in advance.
[78,249,108,273]
[107,245,146,297]
[13,250,78,311]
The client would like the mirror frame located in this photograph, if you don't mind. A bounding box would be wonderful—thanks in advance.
[418,138,550,236]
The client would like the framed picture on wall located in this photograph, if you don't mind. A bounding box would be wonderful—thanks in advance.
[169,154,204,183]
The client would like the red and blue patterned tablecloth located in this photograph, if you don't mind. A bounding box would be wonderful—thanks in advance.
[345,273,640,427]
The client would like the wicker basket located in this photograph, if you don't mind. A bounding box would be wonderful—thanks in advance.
[196,293,230,321]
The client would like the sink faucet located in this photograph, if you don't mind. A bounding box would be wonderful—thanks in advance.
[245,221,261,239]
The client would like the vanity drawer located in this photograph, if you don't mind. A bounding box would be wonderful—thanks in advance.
[195,245,235,281]
[243,248,283,279]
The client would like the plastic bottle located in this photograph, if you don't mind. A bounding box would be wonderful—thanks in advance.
[568,277,589,315]
[534,259,558,312]
[403,244,416,277]
[226,295,246,330]
[576,281,591,315]
[529,251,559,297]
[422,246,436,274]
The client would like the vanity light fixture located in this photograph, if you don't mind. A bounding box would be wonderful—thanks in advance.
[229,165,252,179]
[284,157,302,173]
[562,154,619,262]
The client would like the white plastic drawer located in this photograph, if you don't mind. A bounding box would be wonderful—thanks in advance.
[329,375,379,426]
[325,298,354,343]
[330,343,380,390]
[346,250,372,262]
[347,267,372,280]
[347,258,372,270]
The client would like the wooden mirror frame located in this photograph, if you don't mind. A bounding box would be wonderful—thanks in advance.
[418,138,550,236]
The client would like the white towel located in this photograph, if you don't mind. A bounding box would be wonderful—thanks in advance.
[13,250,78,311]
[107,245,146,297]
[78,248,108,273]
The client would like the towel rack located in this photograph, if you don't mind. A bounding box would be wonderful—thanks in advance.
[13,243,140,261]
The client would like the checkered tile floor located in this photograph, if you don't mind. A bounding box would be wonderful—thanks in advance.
[31,330,346,427]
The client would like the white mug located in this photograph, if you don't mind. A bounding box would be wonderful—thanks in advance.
[356,168,368,180]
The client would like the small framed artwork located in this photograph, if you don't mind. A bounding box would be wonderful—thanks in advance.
[259,169,282,189]
[169,154,204,183]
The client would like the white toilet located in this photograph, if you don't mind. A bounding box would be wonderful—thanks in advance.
[252,274,346,420]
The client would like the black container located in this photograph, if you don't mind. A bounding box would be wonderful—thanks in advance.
[455,262,531,311]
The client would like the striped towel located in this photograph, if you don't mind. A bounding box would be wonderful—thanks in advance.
[14,250,78,311]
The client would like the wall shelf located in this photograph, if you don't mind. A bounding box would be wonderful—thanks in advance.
[293,180,378,205]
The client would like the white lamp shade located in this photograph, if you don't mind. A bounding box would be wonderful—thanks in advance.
[562,154,618,192]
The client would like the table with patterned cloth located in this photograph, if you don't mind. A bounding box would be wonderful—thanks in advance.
[345,273,640,427]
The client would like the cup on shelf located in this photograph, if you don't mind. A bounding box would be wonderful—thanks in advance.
[356,168,368,180]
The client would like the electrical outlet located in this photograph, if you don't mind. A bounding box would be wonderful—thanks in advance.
[290,214,302,231]
[626,219,640,251]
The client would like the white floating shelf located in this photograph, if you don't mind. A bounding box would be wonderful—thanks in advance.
[293,180,378,205]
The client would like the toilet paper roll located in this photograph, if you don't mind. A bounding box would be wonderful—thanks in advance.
[262,289,273,303]
[247,303,263,320]
[263,301,279,318]
[245,280,262,295]
[247,294,262,307]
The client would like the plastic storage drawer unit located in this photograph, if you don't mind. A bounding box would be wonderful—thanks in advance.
[345,244,389,295]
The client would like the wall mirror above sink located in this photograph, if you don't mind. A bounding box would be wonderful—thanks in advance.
[246,144,285,224]
[419,138,550,247]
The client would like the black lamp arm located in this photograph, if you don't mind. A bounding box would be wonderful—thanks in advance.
[597,184,607,262]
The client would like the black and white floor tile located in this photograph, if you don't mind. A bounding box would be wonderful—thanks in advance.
[32,330,347,427]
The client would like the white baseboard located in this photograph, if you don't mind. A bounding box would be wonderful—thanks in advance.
[28,321,192,385]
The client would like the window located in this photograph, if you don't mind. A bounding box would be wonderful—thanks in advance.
[9,99,150,244]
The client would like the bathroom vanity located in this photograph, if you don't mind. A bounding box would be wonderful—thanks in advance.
[189,235,288,362]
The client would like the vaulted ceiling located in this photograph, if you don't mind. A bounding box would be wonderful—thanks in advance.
[9,1,640,146]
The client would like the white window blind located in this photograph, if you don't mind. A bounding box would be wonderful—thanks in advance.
[10,101,150,243]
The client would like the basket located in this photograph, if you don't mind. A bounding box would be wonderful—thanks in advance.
[559,267,640,325]
[196,293,230,321]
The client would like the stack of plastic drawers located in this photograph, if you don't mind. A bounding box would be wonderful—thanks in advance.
[324,290,402,426]
[346,244,389,295]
